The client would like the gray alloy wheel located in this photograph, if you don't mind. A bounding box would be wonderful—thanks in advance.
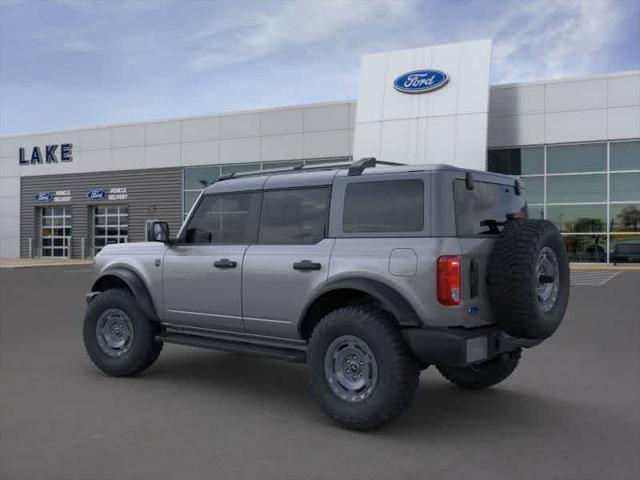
[96,308,135,357]
[323,335,378,403]
[536,246,560,313]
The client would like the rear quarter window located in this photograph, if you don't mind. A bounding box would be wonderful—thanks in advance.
[454,179,527,236]
[343,179,424,233]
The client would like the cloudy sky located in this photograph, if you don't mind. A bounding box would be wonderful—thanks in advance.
[1,0,638,135]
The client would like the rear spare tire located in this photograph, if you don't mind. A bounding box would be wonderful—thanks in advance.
[488,219,569,340]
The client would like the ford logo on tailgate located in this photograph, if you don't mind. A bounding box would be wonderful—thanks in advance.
[35,192,52,202]
[393,69,449,93]
[87,190,107,200]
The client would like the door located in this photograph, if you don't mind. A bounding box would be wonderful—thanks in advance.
[40,206,72,257]
[242,187,333,339]
[162,191,261,332]
[93,205,128,256]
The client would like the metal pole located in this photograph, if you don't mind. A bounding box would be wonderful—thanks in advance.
[28,237,32,258]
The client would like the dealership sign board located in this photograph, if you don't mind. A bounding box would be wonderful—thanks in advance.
[393,69,449,93]
[35,190,71,202]
[88,187,128,201]
[19,144,73,165]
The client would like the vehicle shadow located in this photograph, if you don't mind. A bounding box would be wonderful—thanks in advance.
[134,348,592,437]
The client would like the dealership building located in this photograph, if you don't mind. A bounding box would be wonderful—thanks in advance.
[0,40,638,263]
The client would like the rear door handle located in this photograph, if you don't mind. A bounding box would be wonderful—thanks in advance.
[214,258,237,269]
[293,260,321,271]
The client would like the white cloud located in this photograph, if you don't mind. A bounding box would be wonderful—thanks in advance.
[491,0,624,83]
[189,0,414,71]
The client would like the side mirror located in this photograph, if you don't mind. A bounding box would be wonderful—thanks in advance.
[152,221,170,242]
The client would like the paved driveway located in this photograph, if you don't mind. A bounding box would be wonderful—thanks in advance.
[1,266,638,480]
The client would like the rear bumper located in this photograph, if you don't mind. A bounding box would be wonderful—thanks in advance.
[403,326,541,368]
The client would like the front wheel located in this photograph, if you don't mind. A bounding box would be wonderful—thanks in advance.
[83,288,163,377]
[437,349,521,390]
[308,306,419,431]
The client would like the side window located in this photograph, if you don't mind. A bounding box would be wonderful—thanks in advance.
[183,192,260,244]
[259,188,330,244]
[343,179,424,233]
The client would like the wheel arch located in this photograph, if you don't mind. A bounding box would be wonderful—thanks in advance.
[298,278,422,339]
[91,267,158,321]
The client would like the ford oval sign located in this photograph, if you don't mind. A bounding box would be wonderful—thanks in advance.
[35,192,53,202]
[87,190,107,200]
[393,69,449,94]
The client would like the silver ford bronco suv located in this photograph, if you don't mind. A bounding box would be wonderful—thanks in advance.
[84,158,570,430]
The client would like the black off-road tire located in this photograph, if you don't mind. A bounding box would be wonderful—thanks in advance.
[308,306,420,431]
[437,349,521,390]
[83,288,163,377]
[488,219,570,340]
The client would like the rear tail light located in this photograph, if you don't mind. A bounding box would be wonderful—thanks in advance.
[438,256,461,306]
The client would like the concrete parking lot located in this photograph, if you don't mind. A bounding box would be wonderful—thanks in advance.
[0,266,638,480]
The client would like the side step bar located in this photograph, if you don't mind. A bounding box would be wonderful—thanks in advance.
[158,332,307,363]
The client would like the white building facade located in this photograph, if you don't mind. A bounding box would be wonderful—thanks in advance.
[1,40,638,263]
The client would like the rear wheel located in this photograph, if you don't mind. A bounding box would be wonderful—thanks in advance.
[437,349,521,390]
[308,306,419,431]
[83,288,163,376]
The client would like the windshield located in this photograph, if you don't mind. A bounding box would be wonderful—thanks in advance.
[454,179,528,235]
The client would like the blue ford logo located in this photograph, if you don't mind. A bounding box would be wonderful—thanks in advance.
[87,190,107,200]
[35,192,53,202]
[393,69,449,94]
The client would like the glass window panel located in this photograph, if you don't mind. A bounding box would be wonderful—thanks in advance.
[94,216,105,225]
[41,248,52,257]
[183,191,201,214]
[547,174,606,203]
[610,203,640,233]
[488,148,544,175]
[610,172,640,202]
[107,227,119,236]
[42,217,52,226]
[53,238,64,247]
[184,192,260,244]
[221,163,260,175]
[562,235,607,263]
[547,143,606,173]
[344,180,424,233]
[610,141,640,171]
[528,205,545,219]
[261,160,303,171]
[547,204,606,232]
[610,234,640,264]
[454,180,527,236]
[95,206,105,214]
[42,238,52,247]
[94,238,105,247]
[260,188,330,244]
[184,166,220,190]
[53,249,64,257]
[522,176,543,204]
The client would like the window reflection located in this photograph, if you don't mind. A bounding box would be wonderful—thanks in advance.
[562,235,607,263]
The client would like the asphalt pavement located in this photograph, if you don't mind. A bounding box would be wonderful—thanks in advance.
[0,266,639,480]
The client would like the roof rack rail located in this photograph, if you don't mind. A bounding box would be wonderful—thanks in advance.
[216,160,353,182]
[347,157,406,176]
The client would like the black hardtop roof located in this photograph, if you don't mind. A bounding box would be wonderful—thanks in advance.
[202,158,517,195]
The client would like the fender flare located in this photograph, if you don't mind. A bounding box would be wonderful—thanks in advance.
[299,278,422,329]
[91,267,158,321]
